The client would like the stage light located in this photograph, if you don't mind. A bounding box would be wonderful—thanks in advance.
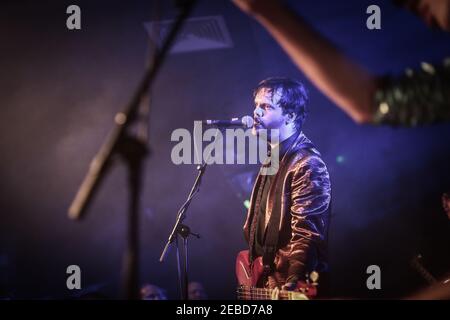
[336,155,345,164]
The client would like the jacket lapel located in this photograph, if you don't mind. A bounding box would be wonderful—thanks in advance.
[263,132,311,231]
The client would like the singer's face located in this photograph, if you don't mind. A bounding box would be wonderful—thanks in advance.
[252,87,288,136]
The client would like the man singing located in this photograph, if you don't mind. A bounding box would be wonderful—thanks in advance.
[243,77,332,296]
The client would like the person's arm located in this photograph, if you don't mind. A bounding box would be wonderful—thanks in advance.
[372,60,450,126]
[233,0,378,123]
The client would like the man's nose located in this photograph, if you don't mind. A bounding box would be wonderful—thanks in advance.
[254,106,264,118]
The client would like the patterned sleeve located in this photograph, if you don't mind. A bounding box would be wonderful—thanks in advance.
[372,57,450,126]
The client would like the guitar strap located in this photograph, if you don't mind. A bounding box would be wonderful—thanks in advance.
[262,142,315,274]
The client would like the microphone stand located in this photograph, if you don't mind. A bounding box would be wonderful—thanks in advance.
[67,0,198,299]
[160,129,220,300]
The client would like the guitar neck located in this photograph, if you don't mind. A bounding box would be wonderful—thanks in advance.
[411,256,437,285]
[237,286,308,300]
[412,262,437,284]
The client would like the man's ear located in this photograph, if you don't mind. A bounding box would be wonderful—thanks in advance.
[287,113,296,124]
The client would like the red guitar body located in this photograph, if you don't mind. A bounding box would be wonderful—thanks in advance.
[235,250,317,300]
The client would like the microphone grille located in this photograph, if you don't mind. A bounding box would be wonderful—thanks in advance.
[241,116,254,128]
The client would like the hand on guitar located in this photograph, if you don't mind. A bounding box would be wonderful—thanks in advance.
[267,275,297,291]
[236,250,318,300]
[266,275,278,290]
[281,281,297,291]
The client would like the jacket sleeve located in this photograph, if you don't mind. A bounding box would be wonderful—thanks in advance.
[286,153,331,283]
[372,58,450,126]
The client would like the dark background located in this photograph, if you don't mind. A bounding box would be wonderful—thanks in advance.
[1,0,449,299]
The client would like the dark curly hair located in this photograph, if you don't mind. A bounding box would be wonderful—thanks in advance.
[253,77,309,130]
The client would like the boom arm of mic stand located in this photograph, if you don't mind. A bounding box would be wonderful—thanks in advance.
[67,0,198,220]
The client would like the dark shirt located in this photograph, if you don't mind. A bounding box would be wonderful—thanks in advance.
[253,132,299,258]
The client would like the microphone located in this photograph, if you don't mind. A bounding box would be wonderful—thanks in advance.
[203,115,254,128]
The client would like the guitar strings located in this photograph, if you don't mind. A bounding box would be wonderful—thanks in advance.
[236,287,298,300]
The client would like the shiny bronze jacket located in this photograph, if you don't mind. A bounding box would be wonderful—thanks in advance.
[243,132,331,286]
